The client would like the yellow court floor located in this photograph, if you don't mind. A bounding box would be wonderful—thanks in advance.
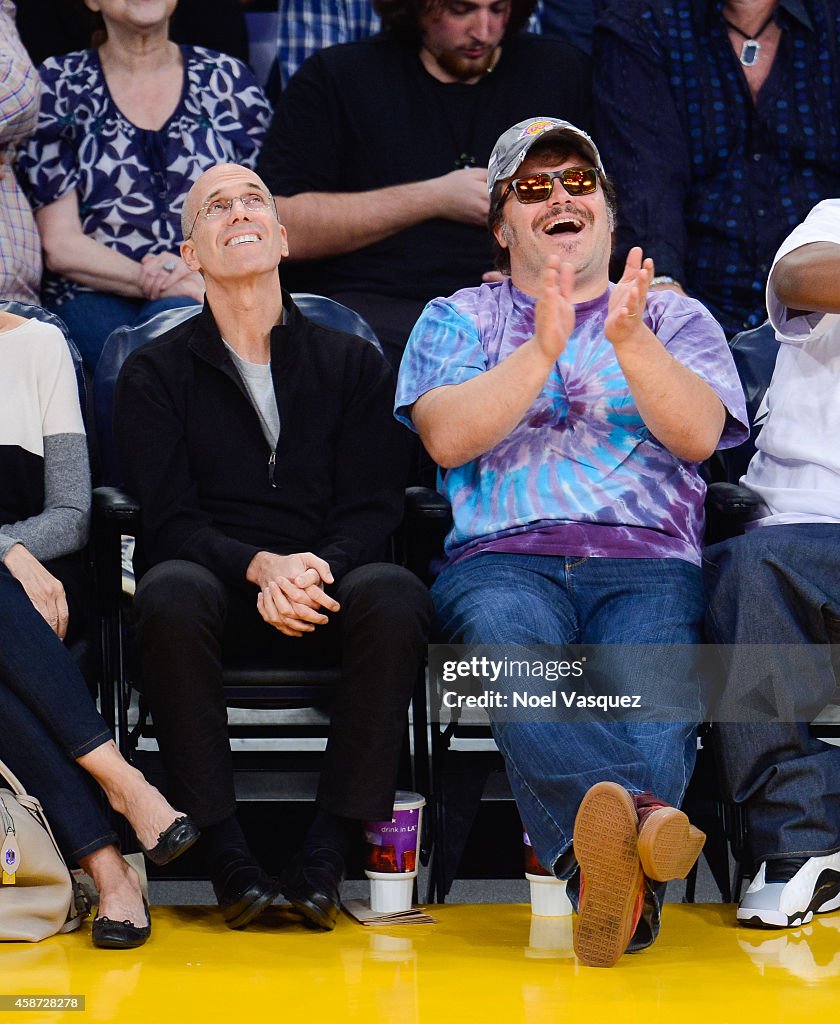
[1,903,839,1024]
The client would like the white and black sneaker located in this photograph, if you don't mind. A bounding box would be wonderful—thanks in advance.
[738,853,840,929]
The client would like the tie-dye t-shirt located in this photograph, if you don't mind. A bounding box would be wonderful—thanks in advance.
[395,280,748,566]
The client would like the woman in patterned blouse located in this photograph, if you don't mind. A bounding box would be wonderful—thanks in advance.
[16,0,272,369]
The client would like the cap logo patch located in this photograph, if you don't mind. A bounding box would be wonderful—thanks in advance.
[520,120,556,138]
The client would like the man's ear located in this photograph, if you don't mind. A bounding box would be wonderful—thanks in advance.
[492,220,510,251]
[279,224,290,260]
[181,238,201,272]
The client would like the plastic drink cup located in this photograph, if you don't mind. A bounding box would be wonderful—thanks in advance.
[364,791,425,913]
[524,830,572,917]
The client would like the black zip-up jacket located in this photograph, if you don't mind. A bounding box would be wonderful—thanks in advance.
[115,293,407,588]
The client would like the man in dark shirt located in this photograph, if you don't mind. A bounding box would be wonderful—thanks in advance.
[594,0,840,337]
[115,163,432,932]
[257,0,591,369]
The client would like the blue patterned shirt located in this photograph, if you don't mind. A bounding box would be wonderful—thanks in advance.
[594,0,840,336]
[275,0,381,88]
[395,280,748,566]
[16,46,272,307]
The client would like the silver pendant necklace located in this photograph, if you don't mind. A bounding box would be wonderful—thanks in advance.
[723,10,776,67]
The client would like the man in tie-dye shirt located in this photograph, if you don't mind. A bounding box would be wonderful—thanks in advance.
[395,117,748,968]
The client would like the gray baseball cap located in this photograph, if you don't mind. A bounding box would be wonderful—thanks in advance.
[487,117,605,195]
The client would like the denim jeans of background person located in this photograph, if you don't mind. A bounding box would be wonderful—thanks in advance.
[117,163,432,934]
[705,198,840,930]
[593,0,840,337]
[396,116,748,967]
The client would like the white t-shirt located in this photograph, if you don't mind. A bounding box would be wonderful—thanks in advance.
[743,198,840,527]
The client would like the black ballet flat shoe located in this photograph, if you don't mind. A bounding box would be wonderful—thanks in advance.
[140,816,200,867]
[281,849,345,931]
[92,899,151,950]
[215,870,284,930]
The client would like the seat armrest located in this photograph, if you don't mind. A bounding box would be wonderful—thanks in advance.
[705,481,762,516]
[405,486,452,522]
[93,485,141,526]
[401,488,452,583]
[704,482,763,545]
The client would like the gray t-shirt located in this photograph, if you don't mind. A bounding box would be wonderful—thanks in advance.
[224,342,280,448]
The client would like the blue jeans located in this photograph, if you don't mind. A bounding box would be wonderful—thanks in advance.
[0,566,118,863]
[432,552,705,878]
[704,524,840,863]
[51,291,200,370]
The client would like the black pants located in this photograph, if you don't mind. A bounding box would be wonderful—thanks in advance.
[133,560,432,827]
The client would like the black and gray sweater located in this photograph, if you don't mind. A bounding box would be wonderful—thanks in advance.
[115,294,409,588]
[0,319,90,562]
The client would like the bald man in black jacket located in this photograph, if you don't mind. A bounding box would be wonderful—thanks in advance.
[116,163,431,932]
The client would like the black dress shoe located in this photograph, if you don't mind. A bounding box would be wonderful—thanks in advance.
[92,898,151,950]
[140,816,200,867]
[214,869,284,930]
[281,849,345,931]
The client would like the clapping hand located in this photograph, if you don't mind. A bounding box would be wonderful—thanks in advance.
[533,255,576,362]
[605,247,653,347]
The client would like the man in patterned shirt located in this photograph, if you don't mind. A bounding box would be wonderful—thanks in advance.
[396,117,748,967]
[0,0,41,303]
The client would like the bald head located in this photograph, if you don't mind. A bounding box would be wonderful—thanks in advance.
[181,163,275,240]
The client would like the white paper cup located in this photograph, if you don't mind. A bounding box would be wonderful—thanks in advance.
[364,791,425,914]
[526,873,572,917]
[368,875,416,914]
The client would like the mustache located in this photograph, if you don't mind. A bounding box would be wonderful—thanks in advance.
[533,204,593,232]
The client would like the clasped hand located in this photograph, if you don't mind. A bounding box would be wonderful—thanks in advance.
[139,252,205,303]
[248,551,340,637]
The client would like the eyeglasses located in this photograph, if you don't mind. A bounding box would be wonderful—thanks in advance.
[186,192,274,238]
[502,167,599,205]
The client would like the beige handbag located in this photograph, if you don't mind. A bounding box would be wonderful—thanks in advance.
[0,758,85,941]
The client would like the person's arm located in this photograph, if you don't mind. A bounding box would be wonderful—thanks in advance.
[604,248,725,461]
[115,348,262,586]
[0,324,90,640]
[412,261,576,468]
[276,168,490,261]
[36,191,201,299]
[593,3,690,286]
[771,241,840,315]
[0,434,89,559]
